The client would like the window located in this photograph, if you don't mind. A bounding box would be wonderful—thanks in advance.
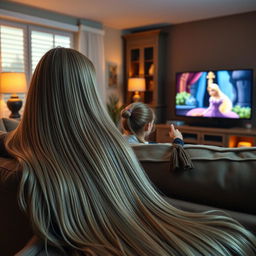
[0,20,73,77]
[0,20,73,118]
[0,24,25,72]
[30,29,71,72]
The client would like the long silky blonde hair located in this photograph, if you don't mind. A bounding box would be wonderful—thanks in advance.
[5,48,256,255]
[207,83,232,113]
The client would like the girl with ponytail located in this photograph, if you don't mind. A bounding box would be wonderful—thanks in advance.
[121,102,183,145]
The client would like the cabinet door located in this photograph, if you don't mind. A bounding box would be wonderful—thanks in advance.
[144,47,154,105]
[127,47,142,102]
[123,30,164,115]
[127,45,155,105]
[130,48,140,77]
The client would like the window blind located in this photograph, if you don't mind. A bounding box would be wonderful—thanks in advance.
[0,25,25,72]
[31,30,71,72]
[0,21,73,76]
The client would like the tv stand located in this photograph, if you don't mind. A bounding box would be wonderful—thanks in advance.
[186,122,235,129]
[155,124,256,147]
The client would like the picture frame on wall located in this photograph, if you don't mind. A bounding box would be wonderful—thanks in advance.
[108,63,118,88]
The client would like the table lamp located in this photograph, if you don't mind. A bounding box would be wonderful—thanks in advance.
[0,72,27,118]
[128,77,146,102]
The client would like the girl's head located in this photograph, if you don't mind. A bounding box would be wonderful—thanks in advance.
[121,102,155,140]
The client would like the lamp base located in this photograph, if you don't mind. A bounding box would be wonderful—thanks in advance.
[132,91,142,102]
[7,95,23,119]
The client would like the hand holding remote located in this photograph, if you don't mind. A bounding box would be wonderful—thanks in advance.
[169,124,183,140]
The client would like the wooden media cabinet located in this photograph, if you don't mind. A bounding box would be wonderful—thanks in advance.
[155,124,256,147]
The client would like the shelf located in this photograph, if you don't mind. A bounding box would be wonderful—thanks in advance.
[228,135,255,148]
[155,124,256,147]
[123,29,166,123]
[183,133,199,140]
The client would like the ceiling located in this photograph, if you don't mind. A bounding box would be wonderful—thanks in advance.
[8,0,256,29]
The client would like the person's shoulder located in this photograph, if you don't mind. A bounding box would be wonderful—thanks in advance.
[123,134,140,144]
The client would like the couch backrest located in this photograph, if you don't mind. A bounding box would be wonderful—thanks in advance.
[132,143,256,215]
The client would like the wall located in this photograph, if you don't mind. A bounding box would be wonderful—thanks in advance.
[163,11,256,127]
[0,0,102,29]
[104,26,124,104]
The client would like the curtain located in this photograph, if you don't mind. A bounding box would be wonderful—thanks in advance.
[77,25,106,103]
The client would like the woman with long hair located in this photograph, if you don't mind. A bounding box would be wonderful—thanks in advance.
[2,48,256,255]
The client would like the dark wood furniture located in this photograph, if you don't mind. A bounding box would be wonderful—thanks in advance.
[156,124,256,147]
[123,30,166,122]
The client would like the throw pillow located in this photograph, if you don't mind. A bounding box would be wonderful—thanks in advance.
[2,118,19,132]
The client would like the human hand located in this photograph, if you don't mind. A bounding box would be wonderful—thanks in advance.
[169,124,183,140]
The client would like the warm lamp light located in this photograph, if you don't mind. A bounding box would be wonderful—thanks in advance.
[128,77,146,102]
[0,72,27,118]
[237,141,252,147]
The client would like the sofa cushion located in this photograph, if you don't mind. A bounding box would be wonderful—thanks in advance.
[132,143,256,215]
[2,118,19,131]
[0,118,19,132]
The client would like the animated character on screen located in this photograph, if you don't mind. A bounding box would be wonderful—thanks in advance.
[186,83,239,118]
[176,70,252,119]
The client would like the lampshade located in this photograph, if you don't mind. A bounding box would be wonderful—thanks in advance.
[0,72,27,94]
[128,78,146,92]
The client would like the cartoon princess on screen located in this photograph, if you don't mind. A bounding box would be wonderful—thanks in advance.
[186,83,239,118]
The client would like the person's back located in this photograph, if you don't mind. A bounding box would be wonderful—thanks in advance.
[1,48,256,256]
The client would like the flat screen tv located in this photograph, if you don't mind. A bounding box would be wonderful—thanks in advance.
[175,69,253,126]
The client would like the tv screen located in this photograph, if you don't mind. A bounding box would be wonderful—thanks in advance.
[175,69,253,120]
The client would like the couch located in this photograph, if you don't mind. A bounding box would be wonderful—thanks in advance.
[132,143,256,233]
[0,118,256,255]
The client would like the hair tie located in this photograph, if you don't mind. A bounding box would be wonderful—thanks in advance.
[121,108,132,118]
